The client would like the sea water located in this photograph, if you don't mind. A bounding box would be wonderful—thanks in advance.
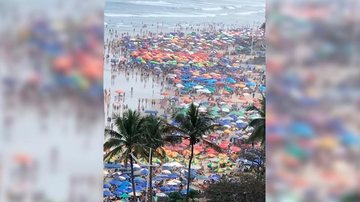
[105,0,265,32]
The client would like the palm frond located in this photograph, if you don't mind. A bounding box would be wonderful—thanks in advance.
[163,135,184,144]
[202,139,223,153]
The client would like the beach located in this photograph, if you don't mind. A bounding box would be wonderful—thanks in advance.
[103,20,265,200]
[103,0,265,200]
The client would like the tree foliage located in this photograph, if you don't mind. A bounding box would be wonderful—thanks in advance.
[204,173,265,202]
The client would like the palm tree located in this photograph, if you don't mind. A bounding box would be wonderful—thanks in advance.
[141,115,167,202]
[164,103,221,201]
[246,94,265,146]
[104,110,146,202]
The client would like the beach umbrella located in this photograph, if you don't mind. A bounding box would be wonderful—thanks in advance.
[144,110,158,114]
[211,106,220,111]
[221,108,230,113]
[167,173,179,179]
[162,162,183,168]
[162,170,172,175]
[161,91,170,96]
[119,193,130,198]
[226,77,236,84]
[160,186,171,192]
[259,85,266,92]
[140,168,149,175]
[230,146,241,153]
[119,181,132,187]
[289,122,314,138]
[166,181,179,186]
[236,122,248,129]
[109,179,123,186]
[117,176,126,181]
[134,177,146,183]
[103,190,114,197]
[103,183,111,189]
[115,89,124,94]
[246,81,256,87]
[176,83,185,88]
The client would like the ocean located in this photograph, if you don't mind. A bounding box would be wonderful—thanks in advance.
[105,0,265,32]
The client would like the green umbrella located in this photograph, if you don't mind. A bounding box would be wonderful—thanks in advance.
[207,87,216,93]
[121,193,129,198]
[150,60,160,64]
[212,106,220,111]
[229,111,244,116]
[224,86,233,93]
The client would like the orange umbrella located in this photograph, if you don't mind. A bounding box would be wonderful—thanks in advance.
[161,92,170,96]
[80,56,103,80]
[53,55,73,72]
[14,153,31,164]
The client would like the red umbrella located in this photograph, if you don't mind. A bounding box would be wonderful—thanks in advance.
[173,79,181,83]
[230,146,241,153]
[219,143,228,150]
[116,89,124,94]
[207,148,218,154]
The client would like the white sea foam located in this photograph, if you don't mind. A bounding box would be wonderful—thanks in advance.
[105,13,137,17]
[105,12,218,18]
[235,10,264,16]
[201,7,223,11]
[129,0,175,7]
[226,6,237,10]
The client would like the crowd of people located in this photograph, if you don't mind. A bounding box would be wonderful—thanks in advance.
[103,23,265,201]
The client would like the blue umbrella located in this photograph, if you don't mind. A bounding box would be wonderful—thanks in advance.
[259,85,266,92]
[113,190,124,196]
[140,168,149,175]
[167,173,179,179]
[117,187,132,193]
[104,163,121,169]
[341,132,360,146]
[109,179,123,186]
[121,174,130,179]
[226,77,236,84]
[156,174,170,179]
[246,81,256,87]
[236,122,248,129]
[120,181,132,187]
[160,186,171,191]
[103,190,114,197]
[103,183,111,189]
[144,110,158,114]
[134,177,146,183]
[289,122,314,138]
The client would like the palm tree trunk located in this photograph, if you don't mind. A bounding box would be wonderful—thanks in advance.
[129,154,137,202]
[148,150,153,202]
[186,143,194,202]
